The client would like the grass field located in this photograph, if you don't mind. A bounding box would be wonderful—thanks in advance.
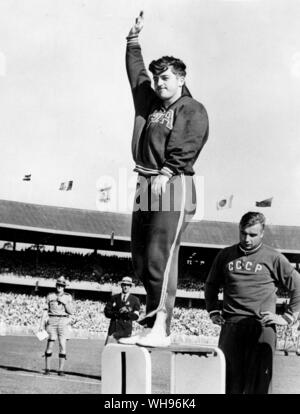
[0,335,299,394]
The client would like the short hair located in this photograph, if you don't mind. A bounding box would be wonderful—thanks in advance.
[149,56,186,77]
[239,212,266,230]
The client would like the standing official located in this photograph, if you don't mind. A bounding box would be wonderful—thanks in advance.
[205,211,300,394]
[104,276,141,344]
[39,276,74,376]
[119,11,209,347]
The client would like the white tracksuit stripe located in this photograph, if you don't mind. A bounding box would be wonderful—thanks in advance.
[144,174,186,319]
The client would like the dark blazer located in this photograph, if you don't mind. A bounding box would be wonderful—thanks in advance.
[104,293,141,339]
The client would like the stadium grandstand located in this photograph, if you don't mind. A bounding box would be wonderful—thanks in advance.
[1,199,300,350]
[1,199,300,305]
[1,199,300,256]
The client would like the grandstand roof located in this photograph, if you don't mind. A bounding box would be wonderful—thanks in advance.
[0,199,300,254]
[0,199,131,238]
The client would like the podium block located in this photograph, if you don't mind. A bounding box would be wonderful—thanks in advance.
[101,343,225,394]
[101,344,152,394]
[169,345,226,394]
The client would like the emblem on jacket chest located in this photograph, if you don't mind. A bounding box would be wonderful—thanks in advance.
[147,109,174,130]
[227,259,263,272]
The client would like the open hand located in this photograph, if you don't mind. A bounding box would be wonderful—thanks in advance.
[128,11,144,37]
[210,313,225,326]
[260,311,288,326]
[151,174,169,196]
[57,296,67,305]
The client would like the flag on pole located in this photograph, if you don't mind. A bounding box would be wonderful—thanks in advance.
[216,195,233,210]
[22,174,31,181]
[255,197,273,207]
[59,180,73,191]
[99,186,112,203]
[66,180,73,191]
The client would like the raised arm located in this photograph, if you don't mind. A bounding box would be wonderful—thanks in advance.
[126,11,156,111]
[128,10,144,38]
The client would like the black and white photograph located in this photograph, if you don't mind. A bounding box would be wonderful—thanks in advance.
[0,0,300,397]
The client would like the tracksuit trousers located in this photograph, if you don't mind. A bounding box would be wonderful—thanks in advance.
[219,317,276,394]
[131,173,196,335]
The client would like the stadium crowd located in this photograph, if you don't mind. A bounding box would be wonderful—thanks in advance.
[0,249,206,291]
[0,291,296,346]
[0,291,219,337]
[0,248,295,344]
[0,248,293,296]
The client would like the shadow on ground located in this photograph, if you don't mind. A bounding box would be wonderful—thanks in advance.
[0,364,101,381]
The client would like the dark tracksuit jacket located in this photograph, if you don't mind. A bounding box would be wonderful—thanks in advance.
[205,243,300,394]
[126,35,209,332]
[104,293,141,340]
